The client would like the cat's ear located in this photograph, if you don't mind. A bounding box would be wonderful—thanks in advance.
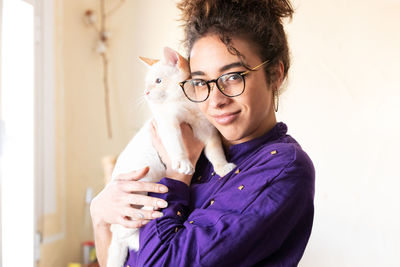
[139,56,159,67]
[163,47,187,69]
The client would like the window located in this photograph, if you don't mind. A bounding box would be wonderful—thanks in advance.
[1,0,35,266]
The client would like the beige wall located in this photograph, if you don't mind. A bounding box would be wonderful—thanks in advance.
[40,0,184,266]
[41,0,400,266]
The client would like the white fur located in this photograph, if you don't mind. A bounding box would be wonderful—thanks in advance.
[106,47,236,267]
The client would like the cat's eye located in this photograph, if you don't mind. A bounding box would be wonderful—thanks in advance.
[155,78,162,84]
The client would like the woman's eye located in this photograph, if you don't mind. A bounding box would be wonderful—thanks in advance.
[192,80,206,87]
[155,78,162,84]
[227,74,241,81]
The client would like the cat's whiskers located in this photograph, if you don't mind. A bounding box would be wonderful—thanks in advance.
[135,94,147,109]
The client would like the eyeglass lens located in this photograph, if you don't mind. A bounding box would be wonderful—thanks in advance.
[183,73,245,102]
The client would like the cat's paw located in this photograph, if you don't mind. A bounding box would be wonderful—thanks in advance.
[215,163,237,177]
[172,158,195,175]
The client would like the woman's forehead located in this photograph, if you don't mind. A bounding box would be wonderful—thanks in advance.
[189,34,258,76]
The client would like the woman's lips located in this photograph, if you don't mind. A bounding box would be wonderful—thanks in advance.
[212,111,241,125]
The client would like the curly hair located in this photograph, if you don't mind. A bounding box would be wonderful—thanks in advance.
[177,0,294,87]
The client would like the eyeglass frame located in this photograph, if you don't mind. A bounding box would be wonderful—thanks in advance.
[179,60,269,103]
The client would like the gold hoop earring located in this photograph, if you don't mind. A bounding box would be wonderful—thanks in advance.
[274,90,279,112]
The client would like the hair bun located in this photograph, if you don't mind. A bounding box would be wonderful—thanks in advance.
[177,0,294,85]
[178,0,293,21]
[266,0,294,21]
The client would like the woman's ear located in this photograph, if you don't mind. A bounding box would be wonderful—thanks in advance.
[271,61,285,90]
[278,61,284,85]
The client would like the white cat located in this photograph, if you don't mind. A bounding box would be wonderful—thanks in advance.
[106,47,236,267]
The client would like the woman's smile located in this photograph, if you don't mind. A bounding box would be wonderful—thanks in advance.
[211,110,241,125]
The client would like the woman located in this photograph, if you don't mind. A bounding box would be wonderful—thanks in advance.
[90,0,315,266]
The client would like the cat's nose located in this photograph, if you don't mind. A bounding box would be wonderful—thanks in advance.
[145,90,150,95]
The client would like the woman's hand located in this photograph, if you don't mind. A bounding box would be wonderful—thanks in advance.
[150,120,205,186]
[90,166,169,229]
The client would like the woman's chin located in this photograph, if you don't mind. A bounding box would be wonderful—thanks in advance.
[218,130,242,146]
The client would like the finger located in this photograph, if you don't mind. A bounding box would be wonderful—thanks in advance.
[128,194,168,209]
[150,123,157,141]
[119,180,168,194]
[151,119,158,129]
[150,120,158,137]
[150,122,162,144]
[124,207,164,220]
[180,123,197,139]
[181,123,203,148]
[150,120,155,134]
[115,166,150,181]
[180,122,193,131]
[118,216,150,229]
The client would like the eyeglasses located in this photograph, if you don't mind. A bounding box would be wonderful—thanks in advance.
[179,60,269,103]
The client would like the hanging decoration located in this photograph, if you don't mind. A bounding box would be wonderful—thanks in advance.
[83,0,126,139]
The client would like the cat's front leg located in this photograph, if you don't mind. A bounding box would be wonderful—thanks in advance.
[204,132,236,177]
[154,120,194,175]
[107,224,132,267]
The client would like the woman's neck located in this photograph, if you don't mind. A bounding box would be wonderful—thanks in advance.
[222,113,277,150]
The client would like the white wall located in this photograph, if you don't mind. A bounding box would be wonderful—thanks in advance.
[280,0,400,266]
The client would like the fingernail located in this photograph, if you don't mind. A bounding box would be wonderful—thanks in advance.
[135,213,144,219]
[152,212,164,218]
[159,186,168,193]
[157,200,168,208]
[142,220,149,225]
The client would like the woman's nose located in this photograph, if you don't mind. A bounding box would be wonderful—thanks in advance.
[208,82,231,108]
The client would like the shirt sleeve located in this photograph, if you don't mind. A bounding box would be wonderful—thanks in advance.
[134,151,315,267]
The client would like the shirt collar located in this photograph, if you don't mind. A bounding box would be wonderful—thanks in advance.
[227,122,288,162]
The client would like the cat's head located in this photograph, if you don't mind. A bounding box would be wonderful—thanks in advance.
[140,47,190,105]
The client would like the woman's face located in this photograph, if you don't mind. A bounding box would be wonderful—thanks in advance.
[189,34,278,146]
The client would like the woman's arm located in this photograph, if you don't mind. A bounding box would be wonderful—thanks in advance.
[137,164,314,266]
[131,135,315,266]
[92,223,112,267]
[90,167,170,267]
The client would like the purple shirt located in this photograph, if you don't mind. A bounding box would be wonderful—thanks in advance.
[124,122,315,267]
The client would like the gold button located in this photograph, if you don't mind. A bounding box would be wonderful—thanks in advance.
[238,185,244,190]
[177,211,182,216]
[197,176,202,181]
[175,227,179,233]
[270,150,277,155]
[235,169,240,174]
[189,220,194,224]
[210,199,215,205]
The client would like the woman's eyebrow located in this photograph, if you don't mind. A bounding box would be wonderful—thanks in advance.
[191,70,205,77]
[191,62,243,77]
[219,62,242,72]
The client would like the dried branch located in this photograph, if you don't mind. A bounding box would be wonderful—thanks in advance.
[106,0,126,17]
[83,0,127,139]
